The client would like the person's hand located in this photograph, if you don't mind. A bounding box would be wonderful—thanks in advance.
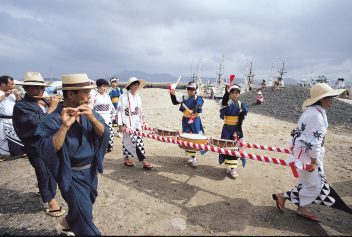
[77,104,95,121]
[61,107,79,128]
[308,159,318,172]
[225,85,229,92]
[170,89,176,95]
[119,125,126,133]
[232,132,238,140]
[49,95,61,105]
[12,89,19,96]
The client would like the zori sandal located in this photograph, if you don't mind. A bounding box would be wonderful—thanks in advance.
[124,160,135,167]
[143,162,153,170]
[45,206,66,217]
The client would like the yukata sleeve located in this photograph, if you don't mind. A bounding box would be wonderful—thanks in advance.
[194,96,204,113]
[221,90,230,107]
[241,102,248,116]
[170,94,181,105]
[108,96,116,119]
[117,95,124,126]
[219,106,227,120]
[35,115,66,185]
[13,104,43,140]
[92,112,110,173]
[303,112,326,160]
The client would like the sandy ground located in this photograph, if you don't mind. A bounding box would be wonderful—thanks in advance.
[1,88,351,235]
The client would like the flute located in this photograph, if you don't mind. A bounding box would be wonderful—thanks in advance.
[33,95,64,100]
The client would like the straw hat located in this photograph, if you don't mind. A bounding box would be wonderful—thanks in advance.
[125,77,145,89]
[302,83,345,108]
[18,72,49,87]
[59,73,96,90]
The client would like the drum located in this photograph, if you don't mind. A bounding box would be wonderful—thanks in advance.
[154,128,180,137]
[178,133,208,151]
[209,138,238,149]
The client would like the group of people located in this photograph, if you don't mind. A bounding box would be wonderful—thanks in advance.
[0,71,351,235]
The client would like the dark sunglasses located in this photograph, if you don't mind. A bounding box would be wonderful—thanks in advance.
[186,87,196,91]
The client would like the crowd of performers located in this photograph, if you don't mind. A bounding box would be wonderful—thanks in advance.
[0,72,351,235]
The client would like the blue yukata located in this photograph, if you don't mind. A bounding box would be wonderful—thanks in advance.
[109,88,123,110]
[179,95,204,134]
[35,104,110,236]
[219,99,248,169]
[12,95,57,203]
[170,93,205,161]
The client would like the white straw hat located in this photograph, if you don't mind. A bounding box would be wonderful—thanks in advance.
[18,72,49,87]
[125,77,145,89]
[59,73,96,90]
[302,83,345,108]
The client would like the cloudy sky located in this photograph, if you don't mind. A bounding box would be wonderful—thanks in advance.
[1,0,351,83]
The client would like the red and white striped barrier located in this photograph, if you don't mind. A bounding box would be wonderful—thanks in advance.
[143,124,292,154]
[237,141,292,154]
[125,127,311,175]
[142,124,156,132]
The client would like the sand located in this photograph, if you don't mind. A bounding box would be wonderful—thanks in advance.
[0,88,351,235]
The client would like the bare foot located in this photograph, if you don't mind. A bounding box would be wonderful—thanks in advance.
[272,193,286,212]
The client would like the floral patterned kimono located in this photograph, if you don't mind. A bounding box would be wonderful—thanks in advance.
[285,105,351,214]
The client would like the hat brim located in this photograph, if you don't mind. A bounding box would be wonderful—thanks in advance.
[58,85,96,90]
[302,88,346,108]
[16,82,50,87]
[125,79,145,89]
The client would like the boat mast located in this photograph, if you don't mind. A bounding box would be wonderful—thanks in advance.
[246,61,254,91]
[217,55,224,85]
[278,62,287,81]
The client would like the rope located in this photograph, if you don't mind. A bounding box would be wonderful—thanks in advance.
[125,127,311,173]
[143,124,291,154]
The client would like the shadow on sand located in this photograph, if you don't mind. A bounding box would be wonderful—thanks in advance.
[0,187,43,214]
[102,155,352,235]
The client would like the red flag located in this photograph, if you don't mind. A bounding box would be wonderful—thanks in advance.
[229,74,235,87]
[168,83,172,92]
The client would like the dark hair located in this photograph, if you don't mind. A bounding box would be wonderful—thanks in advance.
[312,100,322,106]
[126,81,140,91]
[63,90,79,99]
[96,79,109,87]
[0,75,14,86]
[23,85,45,92]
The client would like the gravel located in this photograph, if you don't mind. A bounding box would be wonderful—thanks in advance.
[238,85,352,131]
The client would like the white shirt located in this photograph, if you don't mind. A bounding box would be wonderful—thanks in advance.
[0,90,16,116]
